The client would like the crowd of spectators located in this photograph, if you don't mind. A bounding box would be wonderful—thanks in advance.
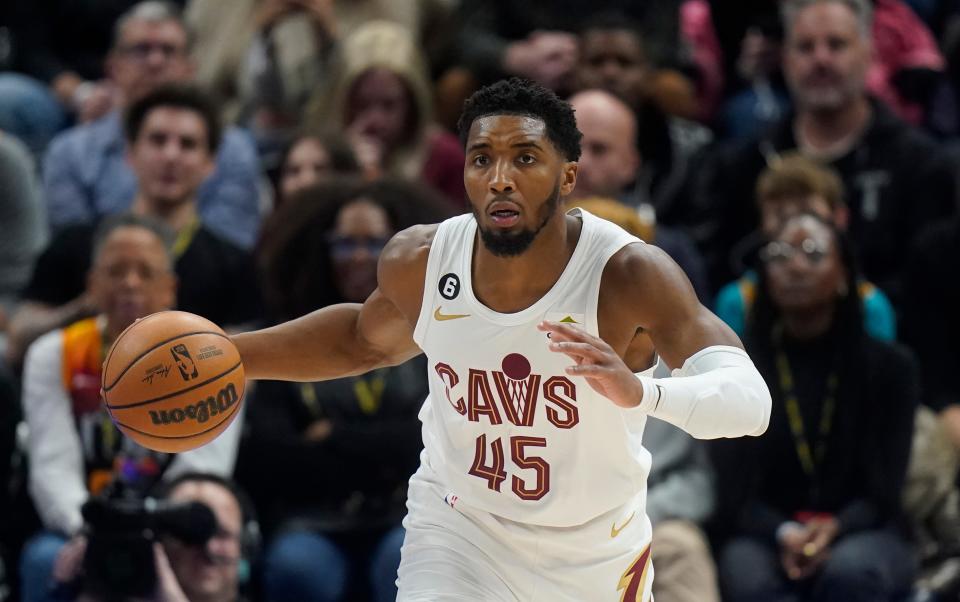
[1,0,959,600]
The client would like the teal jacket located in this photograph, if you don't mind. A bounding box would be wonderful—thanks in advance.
[715,270,896,341]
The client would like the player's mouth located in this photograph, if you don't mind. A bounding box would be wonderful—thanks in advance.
[488,201,521,228]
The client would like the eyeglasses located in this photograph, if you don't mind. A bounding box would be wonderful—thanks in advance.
[95,263,172,283]
[326,235,389,260]
[760,238,831,265]
[117,42,186,62]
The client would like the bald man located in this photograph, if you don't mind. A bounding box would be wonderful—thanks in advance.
[568,90,642,201]
[569,89,709,301]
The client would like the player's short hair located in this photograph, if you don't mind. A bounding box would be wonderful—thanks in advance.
[92,213,177,269]
[124,83,222,154]
[756,152,845,210]
[457,78,582,161]
[781,0,873,38]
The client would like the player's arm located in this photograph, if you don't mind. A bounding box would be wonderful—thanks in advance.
[232,226,431,382]
[541,243,770,439]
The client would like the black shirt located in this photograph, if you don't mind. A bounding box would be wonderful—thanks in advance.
[22,222,261,327]
[235,357,427,536]
[691,100,958,300]
[902,218,960,412]
[711,332,919,542]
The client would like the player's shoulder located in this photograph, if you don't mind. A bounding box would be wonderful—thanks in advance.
[600,238,700,322]
[376,224,439,317]
[381,223,439,269]
[378,224,439,293]
[604,240,683,290]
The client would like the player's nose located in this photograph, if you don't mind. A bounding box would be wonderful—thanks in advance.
[489,159,516,193]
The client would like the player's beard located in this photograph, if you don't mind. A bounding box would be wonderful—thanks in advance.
[475,182,560,257]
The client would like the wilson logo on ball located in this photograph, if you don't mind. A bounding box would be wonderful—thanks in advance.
[148,382,239,426]
[170,343,199,381]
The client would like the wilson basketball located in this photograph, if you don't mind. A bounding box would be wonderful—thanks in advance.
[101,311,245,453]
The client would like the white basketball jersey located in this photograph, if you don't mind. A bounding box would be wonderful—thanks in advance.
[412,208,655,527]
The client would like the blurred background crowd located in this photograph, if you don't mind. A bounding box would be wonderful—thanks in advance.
[0,0,959,600]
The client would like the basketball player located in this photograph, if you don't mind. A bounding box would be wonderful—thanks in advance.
[232,78,771,600]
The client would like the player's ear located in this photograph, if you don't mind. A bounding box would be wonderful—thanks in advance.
[560,161,577,197]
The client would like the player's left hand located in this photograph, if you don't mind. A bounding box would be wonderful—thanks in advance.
[538,321,643,408]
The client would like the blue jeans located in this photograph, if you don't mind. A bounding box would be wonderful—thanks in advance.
[0,73,69,156]
[19,532,69,602]
[263,526,404,602]
[719,530,916,602]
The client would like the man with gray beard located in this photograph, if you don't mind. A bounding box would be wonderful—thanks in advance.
[690,0,957,302]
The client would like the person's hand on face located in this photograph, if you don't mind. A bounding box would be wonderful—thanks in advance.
[75,81,119,123]
[504,31,579,90]
[346,116,386,180]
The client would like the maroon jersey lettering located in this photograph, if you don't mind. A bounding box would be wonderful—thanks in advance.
[543,376,579,429]
[492,371,541,427]
[468,369,503,425]
[434,363,466,415]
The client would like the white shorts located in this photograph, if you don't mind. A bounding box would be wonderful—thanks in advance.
[397,463,654,601]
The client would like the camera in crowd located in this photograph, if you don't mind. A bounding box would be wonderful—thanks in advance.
[79,494,217,600]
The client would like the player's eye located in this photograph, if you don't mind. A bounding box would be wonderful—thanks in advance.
[518,153,536,165]
[472,154,490,167]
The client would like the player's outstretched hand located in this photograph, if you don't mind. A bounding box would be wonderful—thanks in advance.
[538,321,643,408]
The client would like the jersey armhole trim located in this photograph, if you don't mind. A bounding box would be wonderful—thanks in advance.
[412,223,446,346]
[586,237,645,337]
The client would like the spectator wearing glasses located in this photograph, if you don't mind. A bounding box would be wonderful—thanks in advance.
[240,177,453,601]
[714,153,896,342]
[41,1,262,251]
[0,0,184,155]
[711,212,918,602]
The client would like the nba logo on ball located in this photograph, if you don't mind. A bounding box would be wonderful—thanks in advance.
[171,343,198,381]
[101,311,245,453]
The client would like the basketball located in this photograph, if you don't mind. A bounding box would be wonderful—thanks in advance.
[101,310,245,453]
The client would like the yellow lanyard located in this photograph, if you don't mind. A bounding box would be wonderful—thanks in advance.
[775,343,839,479]
[299,382,323,419]
[353,373,386,414]
[172,217,201,259]
[298,371,387,417]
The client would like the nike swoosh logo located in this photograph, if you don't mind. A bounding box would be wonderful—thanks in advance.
[434,307,470,321]
[610,511,635,538]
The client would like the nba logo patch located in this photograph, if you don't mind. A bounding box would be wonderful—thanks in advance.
[444,494,459,508]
